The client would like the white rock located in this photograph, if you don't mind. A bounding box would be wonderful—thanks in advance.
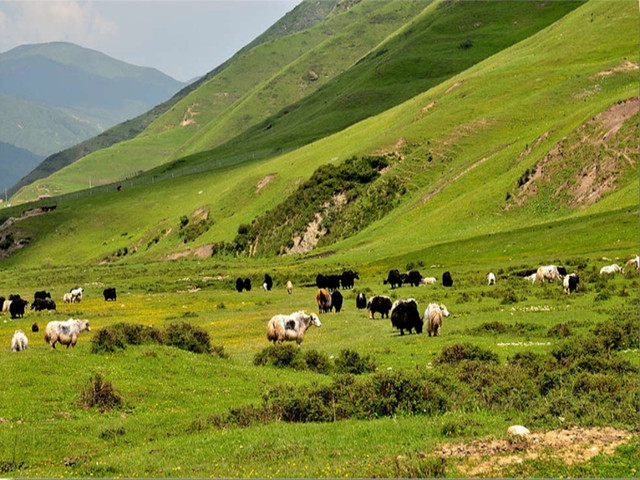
[507,425,530,436]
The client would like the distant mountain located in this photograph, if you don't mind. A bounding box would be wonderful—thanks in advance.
[0,141,42,195]
[0,42,184,158]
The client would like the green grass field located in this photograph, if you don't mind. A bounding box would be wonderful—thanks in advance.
[0,246,637,477]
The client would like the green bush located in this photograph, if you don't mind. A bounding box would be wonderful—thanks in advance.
[253,346,373,375]
[302,349,331,374]
[334,349,377,375]
[92,322,218,355]
[592,314,639,351]
[164,322,211,354]
[179,218,213,243]
[434,343,499,365]
[253,344,300,368]
[458,37,473,49]
[547,323,571,338]
[0,233,14,250]
[112,322,164,345]
[91,327,127,353]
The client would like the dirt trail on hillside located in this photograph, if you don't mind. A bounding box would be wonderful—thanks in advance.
[165,244,213,260]
[0,206,56,233]
[420,142,512,205]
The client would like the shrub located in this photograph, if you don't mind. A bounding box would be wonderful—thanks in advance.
[334,349,377,375]
[164,322,211,354]
[91,327,127,354]
[113,323,164,345]
[99,426,126,441]
[434,343,499,365]
[253,344,300,368]
[0,233,14,250]
[179,218,213,243]
[547,323,571,338]
[211,344,229,359]
[500,289,519,304]
[592,316,639,351]
[458,37,473,49]
[471,321,508,335]
[78,374,122,412]
[302,349,331,374]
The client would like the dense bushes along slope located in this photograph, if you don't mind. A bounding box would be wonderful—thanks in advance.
[212,155,402,256]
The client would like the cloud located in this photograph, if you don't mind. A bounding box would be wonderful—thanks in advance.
[0,1,118,53]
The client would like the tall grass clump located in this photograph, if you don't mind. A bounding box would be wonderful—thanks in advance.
[434,343,499,365]
[78,374,122,412]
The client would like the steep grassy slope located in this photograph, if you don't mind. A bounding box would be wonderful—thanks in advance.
[13,0,428,203]
[0,0,637,271]
[166,0,583,171]
[14,0,582,202]
[8,0,337,199]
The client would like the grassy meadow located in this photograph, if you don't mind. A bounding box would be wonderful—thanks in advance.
[0,228,638,477]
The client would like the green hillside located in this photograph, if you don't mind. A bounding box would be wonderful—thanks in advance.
[12,0,582,203]
[0,94,101,156]
[12,0,426,202]
[170,0,583,168]
[1,0,636,269]
[8,0,337,199]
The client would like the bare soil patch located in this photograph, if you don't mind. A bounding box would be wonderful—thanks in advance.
[592,60,639,78]
[374,137,407,160]
[286,193,348,255]
[191,206,209,222]
[445,79,465,94]
[414,101,436,122]
[512,97,638,209]
[180,103,200,127]
[165,244,213,261]
[435,426,634,477]
[256,173,277,193]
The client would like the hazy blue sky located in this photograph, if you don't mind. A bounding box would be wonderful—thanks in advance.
[0,0,302,82]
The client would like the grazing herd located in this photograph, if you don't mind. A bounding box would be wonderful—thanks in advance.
[5,285,114,351]
[6,254,639,351]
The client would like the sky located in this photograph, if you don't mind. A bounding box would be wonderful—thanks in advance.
[0,0,303,82]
